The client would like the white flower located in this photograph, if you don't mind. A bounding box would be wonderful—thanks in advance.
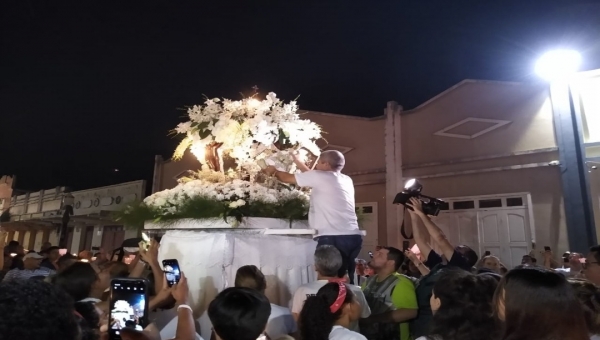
[171,92,322,178]
[229,199,246,208]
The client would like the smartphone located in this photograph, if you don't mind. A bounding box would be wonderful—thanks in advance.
[162,259,181,287]
[484,251,491,256]
[544,246,551,252]
[59,248,68,256]
[109,278,149,340]
[402,241,410,252]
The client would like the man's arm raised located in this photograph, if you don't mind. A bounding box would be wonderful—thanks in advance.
[406,197,455,263]
[263,166,298,185]
[292,153,310,173]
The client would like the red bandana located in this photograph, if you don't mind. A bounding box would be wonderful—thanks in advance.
[329,282,347,313]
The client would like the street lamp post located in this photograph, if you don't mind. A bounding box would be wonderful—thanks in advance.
[58,193,74,249]
[536,50,597,253]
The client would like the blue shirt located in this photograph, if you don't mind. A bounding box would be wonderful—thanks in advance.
[2,267,55,282]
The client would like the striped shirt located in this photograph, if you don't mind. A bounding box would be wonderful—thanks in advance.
[2,267,55,282]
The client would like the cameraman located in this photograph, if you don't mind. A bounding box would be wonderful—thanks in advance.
[406,197,477,271]
[405,197,478,338]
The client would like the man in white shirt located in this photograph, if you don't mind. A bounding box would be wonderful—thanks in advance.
[264,150,363,283]
[291,245,370,331]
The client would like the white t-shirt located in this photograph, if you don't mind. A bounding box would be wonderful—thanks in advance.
[291,280,371,332]
[329,325,367,340]
[266,303,296,339]
[158,315,204,340]
[295,170,361,236]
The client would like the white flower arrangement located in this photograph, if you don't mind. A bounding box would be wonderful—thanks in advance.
[118,92,319,226]
[172,92,322,175]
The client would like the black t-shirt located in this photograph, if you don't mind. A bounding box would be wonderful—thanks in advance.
[423,249,470,270]
[411,250,470,338]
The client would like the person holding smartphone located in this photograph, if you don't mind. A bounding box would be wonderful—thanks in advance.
[104,272,197,340]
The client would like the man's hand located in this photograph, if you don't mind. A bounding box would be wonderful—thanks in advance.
[139,239,159,265]
[154,274,174,304]
[172,272,190,305]
[263,165,277,176]
[406,197,425,216]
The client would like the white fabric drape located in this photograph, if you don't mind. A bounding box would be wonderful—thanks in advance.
[157,229,317,340]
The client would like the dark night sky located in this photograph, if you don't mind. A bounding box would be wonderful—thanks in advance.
[1,0,600,192]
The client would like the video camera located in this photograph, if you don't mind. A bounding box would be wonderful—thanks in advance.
[393,178,445,216]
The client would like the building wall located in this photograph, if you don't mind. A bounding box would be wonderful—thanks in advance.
[397,80,569,252]
[401,81,555,166]
[71,181,146,252]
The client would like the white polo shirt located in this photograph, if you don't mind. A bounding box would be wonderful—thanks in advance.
[329,325,367,340]
[266,303,296,339]
[295,170,361,237]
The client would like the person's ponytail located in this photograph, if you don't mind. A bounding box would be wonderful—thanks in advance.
[298,282,353,340]
[298,294,336,340]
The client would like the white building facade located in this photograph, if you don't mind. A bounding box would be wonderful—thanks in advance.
[1,180,145,253]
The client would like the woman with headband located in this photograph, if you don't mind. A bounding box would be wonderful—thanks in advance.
[298,282,366,340]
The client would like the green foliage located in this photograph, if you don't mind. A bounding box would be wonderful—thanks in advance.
[114,196,308,229]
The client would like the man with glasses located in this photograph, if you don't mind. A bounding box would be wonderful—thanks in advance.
[584,246,600,285]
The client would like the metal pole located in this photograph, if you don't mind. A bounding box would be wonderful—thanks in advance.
[549,81,597,253]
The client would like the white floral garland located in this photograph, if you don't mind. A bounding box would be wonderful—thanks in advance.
[143,177,309,215]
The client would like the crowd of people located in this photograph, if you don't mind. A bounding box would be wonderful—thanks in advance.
[2,151,600,340]
[3,207,600,340]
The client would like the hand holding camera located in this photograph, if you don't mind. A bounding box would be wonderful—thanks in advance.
[406,197,425,216]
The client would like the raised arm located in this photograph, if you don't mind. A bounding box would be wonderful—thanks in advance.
[292,154,310,173]
[406,198,455,263]
[263,166,298,185]
[407,207,433,260]
[170,273,196,340]
[139,239,164,293]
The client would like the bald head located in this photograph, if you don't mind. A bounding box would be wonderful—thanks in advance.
[318,150,345,172]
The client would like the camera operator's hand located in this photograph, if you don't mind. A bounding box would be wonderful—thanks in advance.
[406,197,425,216]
